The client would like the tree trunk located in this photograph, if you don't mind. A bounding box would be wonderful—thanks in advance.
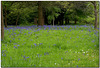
[4,6,7,28]
[91,1,98,29]
[94,2,97,29]
[68,19,69,24]
[53,18,54,26]
[16,13,19,26]
[34,17,37,25]
[65,18,68,24]
[1,2,4,40]
[38,1,44,26]
[62,19,63,25]
[75,20,77,24]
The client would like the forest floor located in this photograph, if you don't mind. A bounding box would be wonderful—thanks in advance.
[1,25,99,67]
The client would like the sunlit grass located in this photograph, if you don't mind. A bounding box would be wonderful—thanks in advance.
[1,25,99,67]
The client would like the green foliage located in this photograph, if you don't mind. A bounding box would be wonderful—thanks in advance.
[1,1,99,25]
[47,6,61,24]
[82,16,95,24]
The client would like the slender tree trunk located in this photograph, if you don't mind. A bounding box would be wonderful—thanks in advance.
[53,18,54,26]
[94,2,97,29]
[91,1,98,29]
[68,19,69,24]
[34,17,37,25]
[65,18,68,24]
[4,6,7,28]
[62,19,63,25]
[38,1,44,26]
[75,20,77,24]
[16,13,19,26]
[1,2,4,40]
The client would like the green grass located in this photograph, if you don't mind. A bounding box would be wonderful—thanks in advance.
[1,25,99,67]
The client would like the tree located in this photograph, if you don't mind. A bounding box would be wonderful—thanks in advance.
[91,1,98,29]
[38,1,44,26]
[1,2,4,40]
[47,6,60,26]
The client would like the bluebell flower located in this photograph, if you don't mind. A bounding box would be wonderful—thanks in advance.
[10,40,11,43]
[13,38,15,40]
[78,58,80,61]
[4,54,6,56]
[65,51,68,53]
[34,43,37,46]
[37,29,40,31]
[92,40,95,43]
[39,43,43,45]
[5,44,7,47]
[94,45,96,46]
[46,52,49,55]
[26,57,29,58]
[14,46,16,48]
[59,47,61,49]
[10,57,12,60]
[61,58,63,60]
[37,54,40,57]
[44,53,46,55]
[89,29,91,32]
[53,44,56,46]
[77,65,78,67]
[18,38,20,40]
[17,45,19,46]
[23,56,25,58]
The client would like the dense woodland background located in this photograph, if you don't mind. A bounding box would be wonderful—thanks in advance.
[1,1,99,40]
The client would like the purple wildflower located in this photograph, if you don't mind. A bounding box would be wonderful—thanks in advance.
[26,57,29,58]
[39,43,43,45]
[65,51,68,53]
[23,56,25,58]
[89,29,91,32]
[14,46,16,48]
[92,40,95,43]
[34,43,37,46]
[44,53,46,55]
[61,58,63,60]
[5,44,7,47]
[10,40,11,43]
[53,44,56,46]
[78,58,80,61]
[37,54,40,57]
[94,45,96,46]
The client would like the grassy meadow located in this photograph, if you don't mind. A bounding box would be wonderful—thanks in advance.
[1,25,99,67]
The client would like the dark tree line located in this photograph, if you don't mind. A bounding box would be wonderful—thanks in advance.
[1,1,99,40]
